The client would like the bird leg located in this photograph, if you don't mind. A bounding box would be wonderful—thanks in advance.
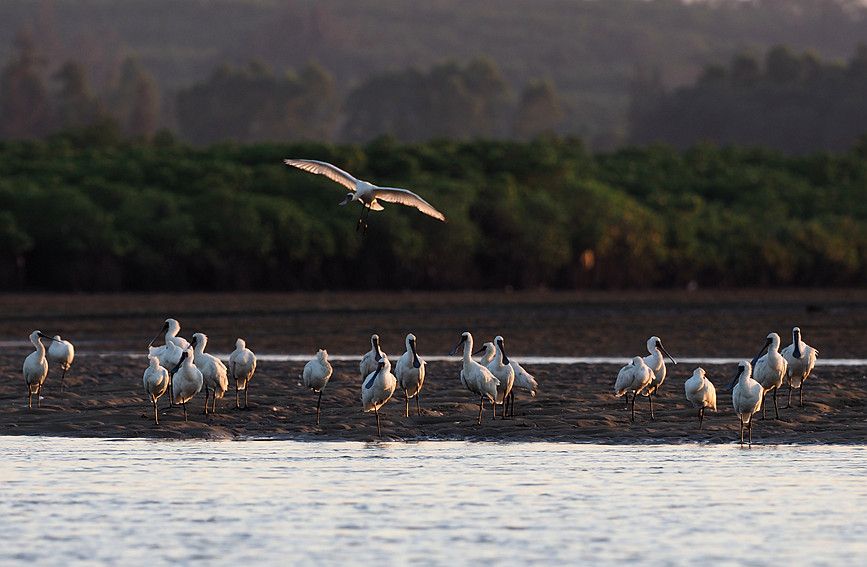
[405,388,409,418]
[760,391,767,420]
[772,386,780,420]
[235,382,240,410]
[202,386,211,415]
[375,406,382,437]
[182,399,188,422]
[698,407,704,430]
[785,380,793,409]
[478,395,484,425]
[648,392,655,420]
[37,384,42,408]
[211,391,218,414]
[799,383,804,407]
[357,203,372,234]
[28,390,32,409]
[630,394,636,422]
[244,387,249,410]
[316,390,322,425]
[416,392,421,417]
[739,417,744,445]
[748,420,753,446]
[152,398,159,425]
[60,367,67,392]
[623,392,629,409]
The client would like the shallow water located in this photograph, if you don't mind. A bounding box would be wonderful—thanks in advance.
[2,438,866,566]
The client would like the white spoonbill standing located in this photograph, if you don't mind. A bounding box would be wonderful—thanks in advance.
[148,318,188,407]
[142,356,169,425]
[229,338,257,410]
[450,332,500,424]
[750,332,788,420]
[302,348,333,425]
[614,356,655,422]
[361,356,397,437]
[48,335,74,392]
[360,333,386,379]
[283,158,446,234]
[642,336,677,420]
[477,338,515,419]
[684,367,717,430]
[727,361,763,446]
[499,336,538,417]
[171,348,203,422]
[23,330,57,408]
[781,326,819,408]
[394,333,426,417]
[191,333,229,415]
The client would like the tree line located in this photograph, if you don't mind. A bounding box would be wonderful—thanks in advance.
[2,130,866,292]
[629,43,867,153]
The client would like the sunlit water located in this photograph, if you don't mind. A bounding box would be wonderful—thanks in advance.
[2,438,865,566]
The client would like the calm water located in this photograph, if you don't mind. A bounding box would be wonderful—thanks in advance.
[1,438,865,566]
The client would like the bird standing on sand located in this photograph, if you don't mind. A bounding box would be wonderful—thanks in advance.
[191,332,229,415]
[684,367,716,430]
[450,332,500,425]
[23,330,57,408]
[48,335,74,392]
[361,356,397,437]
[229,338,257,410]
[284,158,446,234]
[478,338,515,419]
[143,356,169,425]
[642,336,677,420]
[727,361,763,446]
[360,334,386,379]
[750,332,788,420]
[171,348,203,422]
[394,333,426,417]
[302,348,333,425]
[781,326,818,408]
[615,356,654,422]
[497,336,538,417]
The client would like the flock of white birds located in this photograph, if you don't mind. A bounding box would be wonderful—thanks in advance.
[20,318,816,445]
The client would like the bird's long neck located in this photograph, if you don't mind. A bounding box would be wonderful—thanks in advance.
[463,338,475,365]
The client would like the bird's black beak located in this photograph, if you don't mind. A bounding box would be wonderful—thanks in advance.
[365,361,385,389]
[410,338,421,369]
[657,340,676,365]
[449,337,466,356]
[726,365,742,391]
[497,338,510,365]
[750,338,771,367]
[148,322,169,348]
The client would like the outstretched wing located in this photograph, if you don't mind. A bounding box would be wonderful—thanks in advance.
[371,187,447,222]
[283,159,359,192]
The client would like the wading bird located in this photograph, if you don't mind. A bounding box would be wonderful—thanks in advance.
[191,333,228,415]
[361,356,396,437]
[148,318,188,406]
[171,348,203,422]
[48,335,74,392]
[642,336,677,419]
[142,356,169,425]
[360,334,385,379]
[751,332,788,420]
[302,348,333,425]
[781,327,818,408]
[684,367,716,430]
[477,338,515,419]
[497,336,538,417]
[450,332,500,424]
[283,158,446,234]
[229,338,257,410]
[727,361,763,446]
[23,330,57,408]
[394,333,426,417]
[615,356,654,422]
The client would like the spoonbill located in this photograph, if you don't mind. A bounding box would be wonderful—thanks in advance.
[148,318,190,351]
[361,356,397,437]
[302,348,333,425]
[148,318,187,406]
[229,338,257,410]
[142,356,169,425]
[477,338,515,419]
[750,332,788,420]
[23,330,57,408]
[642,336,677,420]
[727,361,763,446]
[170,348,203,422]
[48,335,74,392]
[494,336,538,417]
[450,332,500,424]
[781,326,818,408]
[191,333,229,415]
[360,333,385,379]
[684,367,716,430]
[394,333,426,417]
[283,158,446,234]
[614,356,654,422]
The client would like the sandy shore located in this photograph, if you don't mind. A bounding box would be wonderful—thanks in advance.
[1,290,865,443]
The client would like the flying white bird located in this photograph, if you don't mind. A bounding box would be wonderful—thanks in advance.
[142,356,169,425]
[191,332,229,415]
[684,367,716,430]
[302,348,333,425]
[361,356,397,437]
[642,336,677,420]
[47,335,75,392]
[284,158,446,233]
[750,332,788,420]
[727,361,763,446]
[23,330,57,408]
[394,333,426,417]
[615,356,654,422]
[450,332,500,424]
[781,326,818,408]
[229,338,257,410]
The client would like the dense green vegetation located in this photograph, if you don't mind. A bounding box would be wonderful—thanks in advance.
[2,129,866,291]
[3,0,867,148]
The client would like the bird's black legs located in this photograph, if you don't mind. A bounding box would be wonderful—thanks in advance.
[203,386,211,415]
[416,392,421,417]
[478,396,483,425]
[374,406,382,437]
[648,392,655,420]
[60,368,67,392]
[316,390,323,425]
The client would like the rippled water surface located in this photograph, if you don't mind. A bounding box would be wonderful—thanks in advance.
[2,438,866,566]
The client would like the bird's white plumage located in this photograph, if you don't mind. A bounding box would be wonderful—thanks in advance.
[360,334,385,379]
[303,349,333,393]
[142,355,169,425]
[615,356,654,399]
[684,367,717,411]
[192,332,229,412]
[752,332,788,419]
[510,359,538,396]
[171,348,203,422]
[730,360,763,444]
[284,158,446,221]
[643,336,676,395]
[394,333,426,403]
[48,335,74,372]
[361,355,396,414]
[23,330,51,407]
[229,338,257,391]
[781,326,818,403]
[453,332,500,419]
[479,340,515,405]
